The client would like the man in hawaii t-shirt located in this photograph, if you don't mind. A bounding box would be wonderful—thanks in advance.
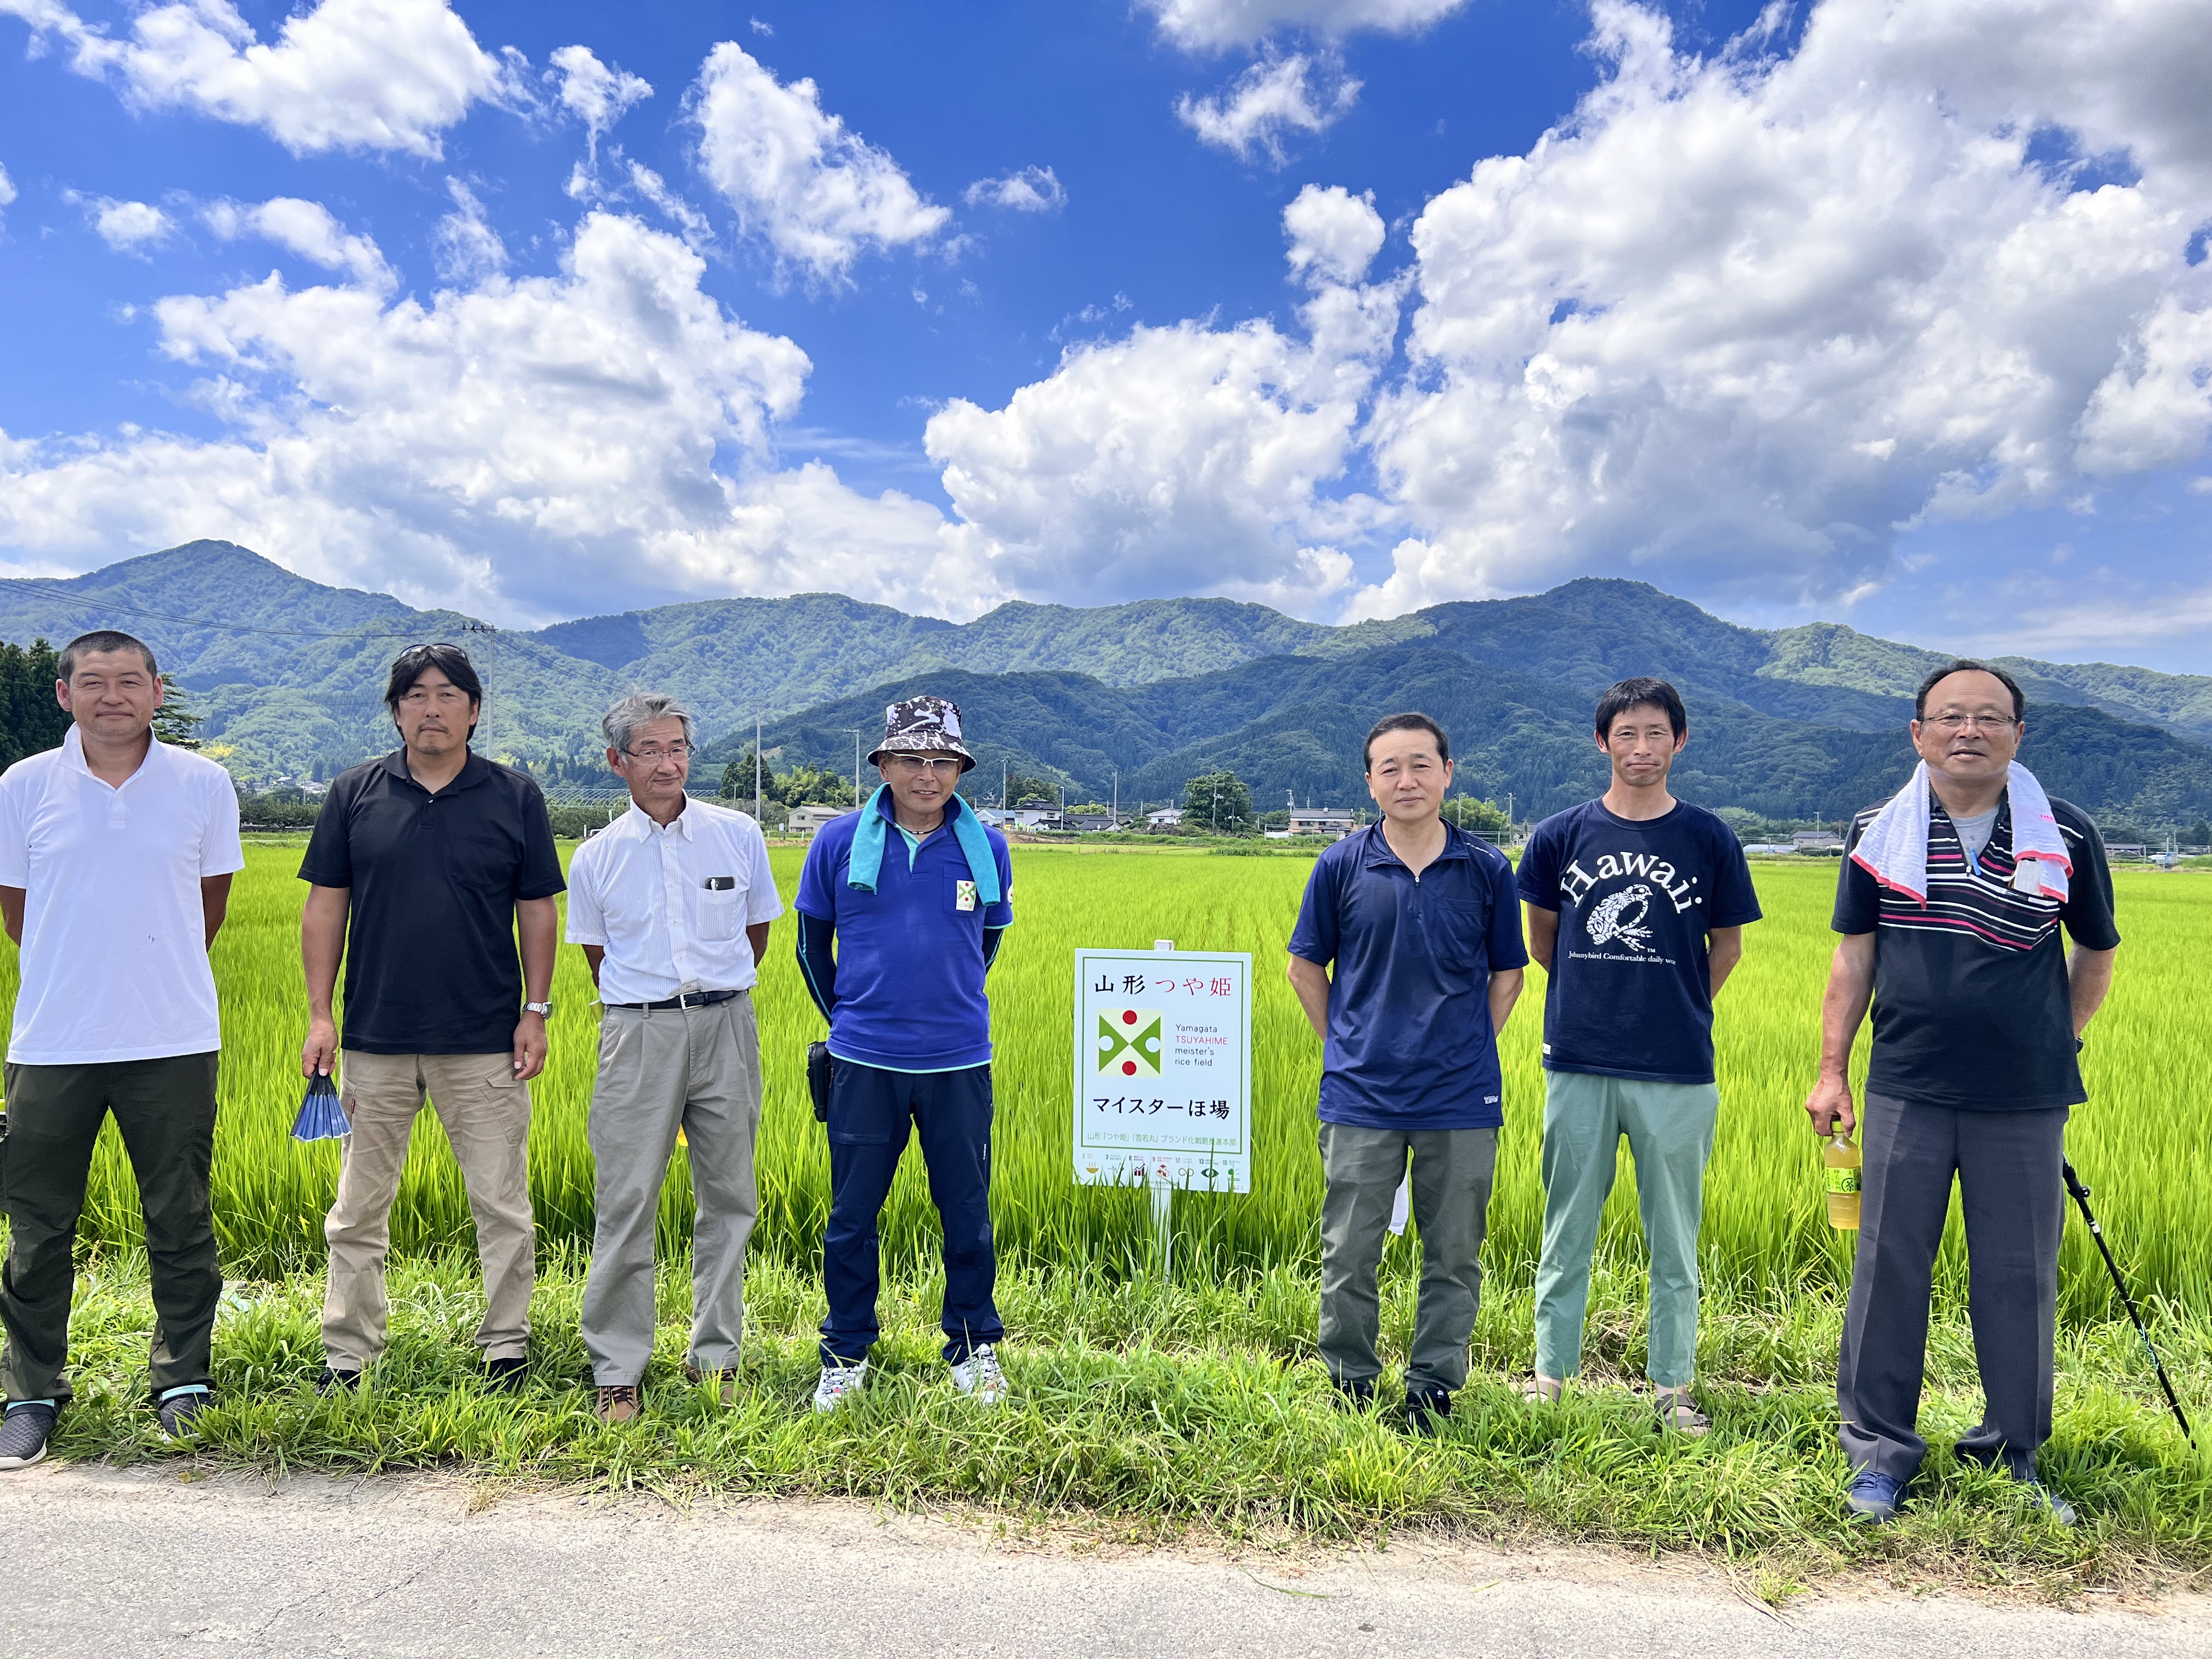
[1517,676,1762,1434]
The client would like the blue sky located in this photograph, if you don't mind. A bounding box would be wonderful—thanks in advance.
[1,0,2208,670]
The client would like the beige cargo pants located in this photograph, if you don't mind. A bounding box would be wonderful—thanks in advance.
[321,1051,535,1369]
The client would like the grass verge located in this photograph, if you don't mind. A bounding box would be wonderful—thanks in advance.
[40,1246,2211,1600]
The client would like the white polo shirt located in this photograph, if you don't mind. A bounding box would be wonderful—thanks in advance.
[565,797,783,1005]
[0,726,246,1064]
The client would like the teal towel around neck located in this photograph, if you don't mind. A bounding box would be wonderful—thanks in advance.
[847,786,1002,904]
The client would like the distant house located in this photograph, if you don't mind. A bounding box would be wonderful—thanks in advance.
[1011,808,1065,831]
[1066,812,1128,833]
[787,803,848,836]
[1145,807,1184,829]
[1791,830,1844,852]
[1288,808,1358,837]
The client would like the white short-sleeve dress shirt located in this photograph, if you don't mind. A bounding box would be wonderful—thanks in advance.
[565,798,784,1004]
[0,726,247,1063]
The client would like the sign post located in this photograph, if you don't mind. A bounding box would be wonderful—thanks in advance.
[1073,940,1254,1266]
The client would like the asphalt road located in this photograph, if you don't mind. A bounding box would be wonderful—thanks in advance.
[1,1464,2203,1658]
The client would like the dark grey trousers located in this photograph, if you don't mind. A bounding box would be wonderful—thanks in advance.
[1837,1092,2068,1482]
[1318,1122,1497,1393]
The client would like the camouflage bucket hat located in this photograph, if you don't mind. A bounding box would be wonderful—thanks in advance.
[870,694,976,772]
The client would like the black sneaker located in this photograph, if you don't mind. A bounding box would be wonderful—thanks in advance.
[1404,1385,1452,1436]
[0,1400,58,1470]
[315,1365,362,1396]
[156,1385,212,1441]
[1329,1375,1377,1412]
[484,1356,528,1394]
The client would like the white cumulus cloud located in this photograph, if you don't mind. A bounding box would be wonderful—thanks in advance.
[923,215,1401,614]
[1141,0,1469,50]
[1,0,514,157]
[1342,0,2212,620]
[69,193,175,253]
[431,178,507,286]
[963,166,1066,214]
[0,208,994,622]
[548,43,650,165]
[203,196,396,293]
[0,161,16,225]
[1176,53,1359,165]
[689,42,949,283]
[1283,183,1384,285]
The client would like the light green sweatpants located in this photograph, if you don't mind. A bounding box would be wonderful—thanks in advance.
[1533,1069,1718,1388]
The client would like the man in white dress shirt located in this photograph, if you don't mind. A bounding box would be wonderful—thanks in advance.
[565,692,783,1423]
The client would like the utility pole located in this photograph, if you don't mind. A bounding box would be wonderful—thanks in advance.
[845,728,863,808]
[1001,756,1008,810]
[753,707,763,825]
[462,621,496,756]
[1113,768,1119,826]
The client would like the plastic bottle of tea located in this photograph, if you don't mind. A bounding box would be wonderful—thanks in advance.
[1823,1130,1861,1229]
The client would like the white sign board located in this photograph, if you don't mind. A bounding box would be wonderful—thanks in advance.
[1073,946,1252,1193]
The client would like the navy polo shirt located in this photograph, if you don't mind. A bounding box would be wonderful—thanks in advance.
[1288,823,1529,1131]
[794,792,1014,1071]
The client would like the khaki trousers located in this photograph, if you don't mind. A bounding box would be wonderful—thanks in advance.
[321,1050,535,1368]
[581,995,761,1385]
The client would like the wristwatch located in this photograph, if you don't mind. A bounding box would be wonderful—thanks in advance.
[524,1001,555,1017]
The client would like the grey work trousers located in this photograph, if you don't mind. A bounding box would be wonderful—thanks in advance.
[1318,1121,1498,1394]
[1837,1092,2068,1483]
[580,994,762,1386]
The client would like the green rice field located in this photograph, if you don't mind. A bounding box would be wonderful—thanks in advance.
[6,842,2209,1579]
[30,842,2211,1317]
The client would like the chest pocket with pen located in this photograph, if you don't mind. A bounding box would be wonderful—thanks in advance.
[701,874,741,941]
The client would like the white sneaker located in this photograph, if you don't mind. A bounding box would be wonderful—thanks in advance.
[813,1359,867,1413]
[950,1344,1007,1406]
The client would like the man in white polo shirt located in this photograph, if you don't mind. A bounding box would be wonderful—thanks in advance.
[0,630,244,1470]
[565,691,782,1424]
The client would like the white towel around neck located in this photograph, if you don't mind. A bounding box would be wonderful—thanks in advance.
[1849,760,2072,906]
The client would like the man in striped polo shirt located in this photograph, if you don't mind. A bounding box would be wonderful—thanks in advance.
[1805,661,2119,1528]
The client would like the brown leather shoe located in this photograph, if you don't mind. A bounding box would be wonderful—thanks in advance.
[682,1363,738,1406]
[596,1385,641,1425]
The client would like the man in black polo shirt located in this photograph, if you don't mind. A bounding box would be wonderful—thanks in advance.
[1807,660,2119,1527]
[300,644,564,1391]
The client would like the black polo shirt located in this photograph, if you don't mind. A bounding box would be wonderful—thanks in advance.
[1833,789,2119,1111]
[301,749,565,1055]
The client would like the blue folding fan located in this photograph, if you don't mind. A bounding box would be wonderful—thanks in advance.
[292,1072,349,1142]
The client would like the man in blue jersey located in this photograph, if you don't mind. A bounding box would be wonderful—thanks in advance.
[1288,712,1526,1434]
[1519,678,1761,1434]
[794,696,1014,1413]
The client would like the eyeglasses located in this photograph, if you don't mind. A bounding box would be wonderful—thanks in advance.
[887,755,962,776]
[398,687,471,708]
[1923,714,2018,734]
[624,743,692,764]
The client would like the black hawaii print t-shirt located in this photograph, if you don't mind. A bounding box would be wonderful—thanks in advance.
[1834,789,2119,1111]
[1517,799,1763,1085]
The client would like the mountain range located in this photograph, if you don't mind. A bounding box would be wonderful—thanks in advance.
[2,540,2207,829]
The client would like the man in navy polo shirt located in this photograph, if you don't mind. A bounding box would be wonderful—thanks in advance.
[1519,677,1761,1434]
[794,696,1014,1413]
[1288,712,1526,1432]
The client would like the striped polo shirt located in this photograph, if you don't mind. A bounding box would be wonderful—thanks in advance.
[1833,789,2120,1111]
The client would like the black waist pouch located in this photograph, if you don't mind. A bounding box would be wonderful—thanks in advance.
[807,1041,833,1122]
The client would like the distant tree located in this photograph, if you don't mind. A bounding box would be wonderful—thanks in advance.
[1442,794,1511,835]
[0,639,70,770]
[153,682,204,749]
[722,748,854,808]
[1183,769,1255,834]
[778,764,855,808]
[2189,819,2211,849]
[1004,771,1057,807]
[721,750,764,801]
